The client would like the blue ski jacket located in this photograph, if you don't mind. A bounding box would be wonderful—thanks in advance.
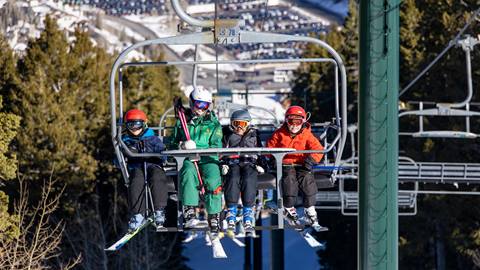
[121,128,165,170]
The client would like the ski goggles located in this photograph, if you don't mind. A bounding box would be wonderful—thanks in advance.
[126,120,145,131]
[286,117,304,126]
[232,120,250,129]
[193,100,210,110]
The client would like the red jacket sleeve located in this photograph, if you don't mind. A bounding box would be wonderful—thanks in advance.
[267,129,280,148]
[306,131,324,162]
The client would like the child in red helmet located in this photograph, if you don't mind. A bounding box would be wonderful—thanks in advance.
[122,109,169,232]
[267,105,327,231]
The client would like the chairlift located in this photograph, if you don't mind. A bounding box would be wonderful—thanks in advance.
[108,0,348,237]
[327,123,480,217]
[399,35,480,139]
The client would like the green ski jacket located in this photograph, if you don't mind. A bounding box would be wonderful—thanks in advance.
[170,110,223,162]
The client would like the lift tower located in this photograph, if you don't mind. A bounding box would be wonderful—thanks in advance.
[359,1,400,269]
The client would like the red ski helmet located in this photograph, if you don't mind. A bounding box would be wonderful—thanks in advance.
[285,106,307,119]
[124,109,147,122]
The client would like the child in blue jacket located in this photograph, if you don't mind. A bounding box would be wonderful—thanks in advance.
[122,109,169,231]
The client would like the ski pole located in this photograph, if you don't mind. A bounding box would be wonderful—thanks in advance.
[177,106,206,195]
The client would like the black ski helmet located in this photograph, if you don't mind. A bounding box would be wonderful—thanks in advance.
[230,109,252,122]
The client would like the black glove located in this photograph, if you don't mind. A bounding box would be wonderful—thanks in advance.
[124,143,139,154]
[303,155,316,172]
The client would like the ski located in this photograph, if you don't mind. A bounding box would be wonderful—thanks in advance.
[302,230,324,248]
[105,217,153,251]
[224,230,246,247]
[226,234,246,247]
[265,206,325,248]
[206,231,227,258]
[310,222,329,233]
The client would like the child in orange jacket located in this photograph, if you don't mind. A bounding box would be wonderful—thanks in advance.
[267,105,327,230]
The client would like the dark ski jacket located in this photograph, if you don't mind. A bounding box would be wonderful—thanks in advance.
[122,128,165,170]
[222,126,263,165]
[169,109,223,163]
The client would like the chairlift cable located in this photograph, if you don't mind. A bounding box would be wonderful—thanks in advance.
[254,0,269,61]
[399,7,480,97]
[246,0,269,102]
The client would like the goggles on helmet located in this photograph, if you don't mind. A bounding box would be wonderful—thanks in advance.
[126,120,145,131]
[286,117,304,126]
[232,120,250,129]
[193,100,210,110]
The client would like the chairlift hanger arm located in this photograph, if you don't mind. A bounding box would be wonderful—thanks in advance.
[171,0,214,28]
[399,108,480,117]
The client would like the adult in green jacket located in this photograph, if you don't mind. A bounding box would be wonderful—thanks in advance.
[170,88,223,232]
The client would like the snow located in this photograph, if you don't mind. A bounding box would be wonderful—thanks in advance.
[57,16,80,32]
[186,4,215,14]
[169,44,195,56]
[91,27,120,45]
[125,50,147,61]
[103,19,145,41]
[123,14,175,38]
[123,27,145,41]
[13,42,27,51]
[196,48,239,72]
[234,94,286,122]
[287,3,331,27]
[31,4,51,15]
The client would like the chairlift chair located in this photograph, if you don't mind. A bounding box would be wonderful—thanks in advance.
[399,35,480,139]
[109,0,349,231]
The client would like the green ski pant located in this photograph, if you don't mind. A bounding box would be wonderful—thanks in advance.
[180,160,222,214]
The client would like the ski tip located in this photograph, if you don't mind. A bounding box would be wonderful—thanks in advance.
[312,226,329,232]
[104,246,120,252]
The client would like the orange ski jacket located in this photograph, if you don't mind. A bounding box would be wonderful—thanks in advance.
[266,123,324,165]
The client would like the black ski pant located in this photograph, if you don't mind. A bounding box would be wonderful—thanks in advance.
[129,165,169,215]
[282,166,318,208]
[224,163,258,208]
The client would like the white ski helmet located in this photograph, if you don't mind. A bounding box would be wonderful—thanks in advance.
[189,87,213,111]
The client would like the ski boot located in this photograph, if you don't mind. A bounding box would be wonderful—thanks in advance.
[284,207,301,228]
[208,213,221,234]
[225,206,237,237]
[243,206,256,237]
[128,213,146,232]
[183,206,199,228]
[154,209,167,232]
[304,206,328,232]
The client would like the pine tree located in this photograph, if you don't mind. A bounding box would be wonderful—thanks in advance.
[1,14,188,268]
[0,33,21,244]
[122,57,181,123]
[9,16,97,213]
[0,34,20,181]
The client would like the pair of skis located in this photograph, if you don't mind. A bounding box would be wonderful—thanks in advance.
[266,206,326,249]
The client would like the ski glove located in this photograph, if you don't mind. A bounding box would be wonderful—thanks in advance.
[303,155,317,172]
[221,165,230,176]
[255,165,265,174]
[179,140,196,150]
